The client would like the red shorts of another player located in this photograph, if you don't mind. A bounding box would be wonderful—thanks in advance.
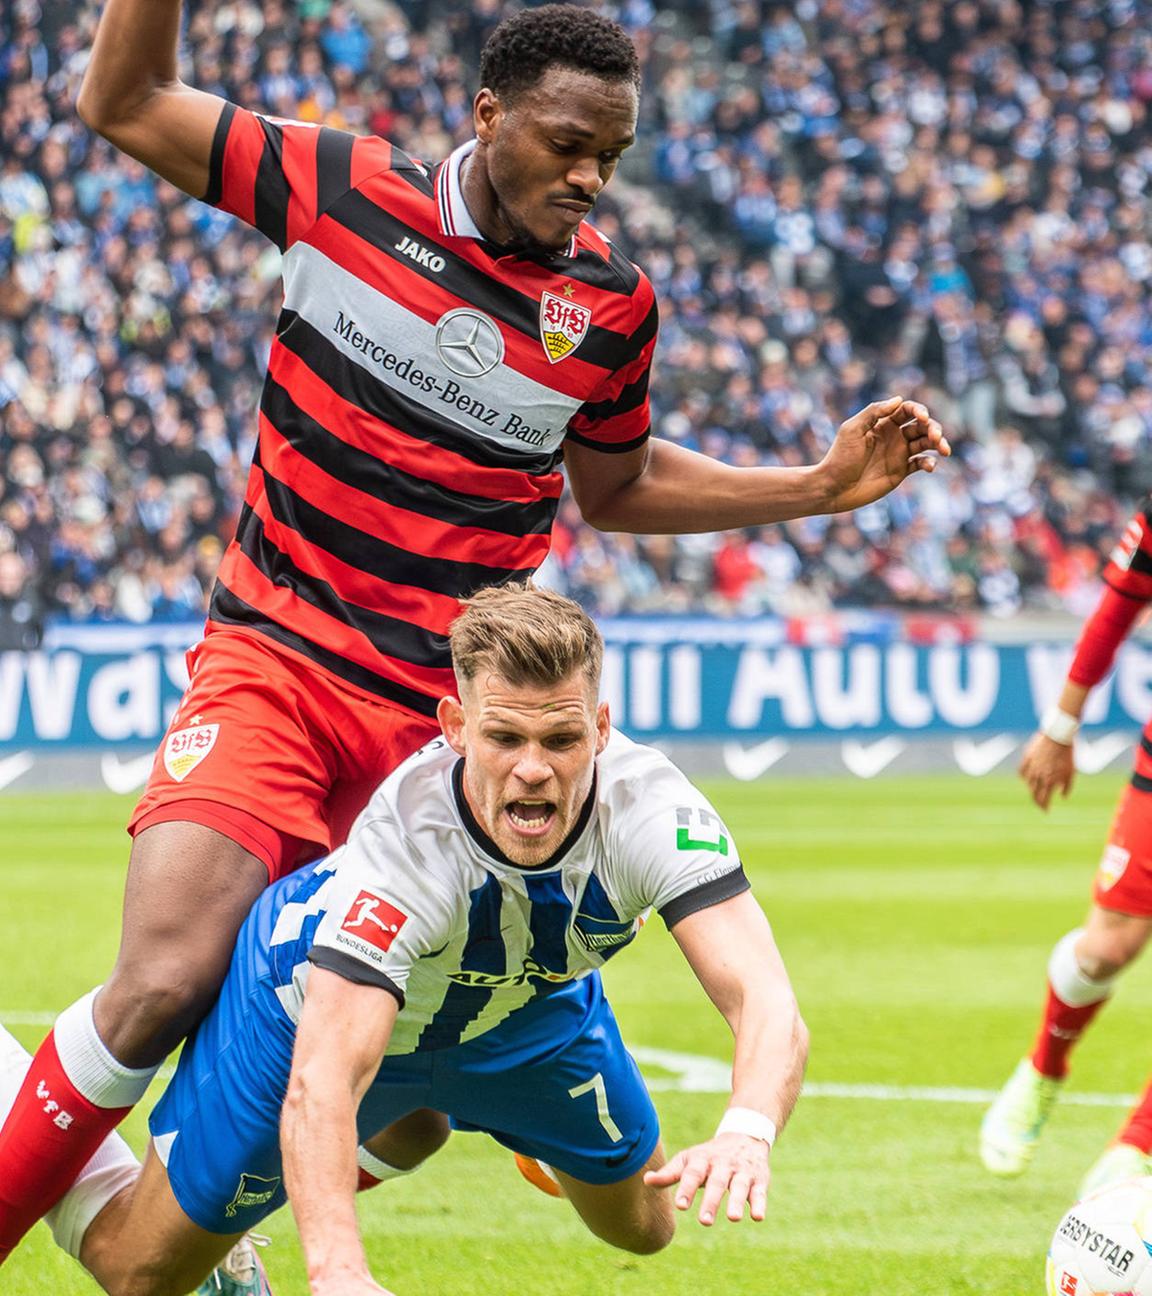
[1093,783,1152,917]
[128,627,439,881]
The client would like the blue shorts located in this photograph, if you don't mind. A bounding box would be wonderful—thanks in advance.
[150,970,659,1235]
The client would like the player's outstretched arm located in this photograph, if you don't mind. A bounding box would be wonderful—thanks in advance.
[76,0,227,198]
[282,968,400,1296]
[1021,561,1152,810]
[1020,679,1088,812]
[565,398,949,534]
[645,891,808,1226]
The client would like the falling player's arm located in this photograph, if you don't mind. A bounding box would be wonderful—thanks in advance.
[1021,509,1152,811]
[644,890,808,1226]
[76,0,227,198]
[282,968,400,1296]
[566,398,949,533]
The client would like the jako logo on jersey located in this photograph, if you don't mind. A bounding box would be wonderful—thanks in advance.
[162,722,219,782]
[539,290,591,363]
[394,235,446,273]
[1097,843,1130,891]
[340,890,408,953]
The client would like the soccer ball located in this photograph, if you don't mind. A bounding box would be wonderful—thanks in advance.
[1046,1177,1152,1295]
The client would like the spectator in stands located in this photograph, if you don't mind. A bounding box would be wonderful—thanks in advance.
[1,0,1149,628]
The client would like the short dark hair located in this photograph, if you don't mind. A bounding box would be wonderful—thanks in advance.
[479,5,641,102]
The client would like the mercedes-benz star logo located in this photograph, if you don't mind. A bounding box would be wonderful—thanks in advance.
[435,308,505,378]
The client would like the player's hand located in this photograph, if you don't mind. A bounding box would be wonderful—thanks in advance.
[818,397,950,513]
[644,1133,770,1225]
[1019,730,1076,811]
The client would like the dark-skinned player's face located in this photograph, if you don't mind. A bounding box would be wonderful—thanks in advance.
[475,66,638,253]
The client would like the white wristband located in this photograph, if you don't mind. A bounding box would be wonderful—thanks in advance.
[716,1107,777,1147]
[1041,706,1080,746]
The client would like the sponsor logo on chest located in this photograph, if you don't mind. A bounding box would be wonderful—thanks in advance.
[540,289,591,363]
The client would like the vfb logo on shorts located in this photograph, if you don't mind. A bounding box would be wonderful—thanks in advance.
[162,720,219,783]
[340,890,408,954]
[1097,843,1130,892]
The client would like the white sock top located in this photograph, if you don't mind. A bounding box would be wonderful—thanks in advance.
[54,989,158,1109]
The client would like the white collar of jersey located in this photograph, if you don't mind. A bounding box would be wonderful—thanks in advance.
[436,138,578,259]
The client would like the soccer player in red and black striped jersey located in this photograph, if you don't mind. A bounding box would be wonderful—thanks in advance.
[980,503,1152,1191]
[0,3,948,1263]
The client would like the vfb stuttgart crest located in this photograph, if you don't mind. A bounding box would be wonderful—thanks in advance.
[162,721,219,782]
[539,290,591,363]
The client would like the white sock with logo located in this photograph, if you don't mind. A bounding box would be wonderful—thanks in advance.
[1049,929,1116,1007]
[0,1023,139,1260]
[54,989,158,1107]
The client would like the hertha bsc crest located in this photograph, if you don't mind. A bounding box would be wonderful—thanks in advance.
[539,290,591,363]
[162,722,219,782]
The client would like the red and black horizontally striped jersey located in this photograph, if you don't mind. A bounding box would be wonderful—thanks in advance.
[202,106,658,716]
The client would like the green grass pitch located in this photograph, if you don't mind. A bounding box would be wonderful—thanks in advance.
[4,774,1152,1294]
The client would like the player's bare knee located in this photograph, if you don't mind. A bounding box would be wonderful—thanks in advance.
[364,1108,451,1170]
[1072,927,1145,974]
[1077,917,1152,979]
[97,967,219,1063]
[98,1262,190,1296]
[616,1206,675,1255]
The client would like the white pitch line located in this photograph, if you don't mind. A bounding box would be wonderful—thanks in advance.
[630,1046,1137,1107]
[0,1024,1139,1110]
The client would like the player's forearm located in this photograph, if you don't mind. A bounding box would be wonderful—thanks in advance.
[725,989,808,1135]
[77,0,184,131]
[1049,681,1091,724]
[1066,584,1147,698]
[583,439,837,534]
[283,1063,374,1290]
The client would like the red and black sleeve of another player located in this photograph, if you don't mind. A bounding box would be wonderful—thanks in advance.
[204,102,376,251]
[1068,506,1152,689]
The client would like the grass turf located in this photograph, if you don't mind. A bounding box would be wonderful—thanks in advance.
[3,774,1150,1294]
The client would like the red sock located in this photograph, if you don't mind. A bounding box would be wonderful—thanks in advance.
[0,1033,132,1260]
[357,1166,383,1192]
[1029,986,1108,1080]
[1118,1078,1152,1154]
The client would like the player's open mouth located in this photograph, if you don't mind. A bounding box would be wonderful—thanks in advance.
[505,800,557,836]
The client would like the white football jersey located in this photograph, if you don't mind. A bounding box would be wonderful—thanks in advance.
[268,729,748,1055]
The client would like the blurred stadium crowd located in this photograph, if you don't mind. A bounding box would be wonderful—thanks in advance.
[1,0,1151,647]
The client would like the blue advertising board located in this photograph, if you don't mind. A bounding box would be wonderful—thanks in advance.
[1,623,1150,748]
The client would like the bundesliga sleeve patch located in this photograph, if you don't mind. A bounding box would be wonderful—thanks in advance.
[339,890,409,954]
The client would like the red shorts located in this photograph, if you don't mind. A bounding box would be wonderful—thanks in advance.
[129,628,439,881]
[1093,783,1152,917]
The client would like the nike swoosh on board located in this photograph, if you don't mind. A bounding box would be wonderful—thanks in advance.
[0,751,34,791]
[953,735,1018,777]
[100,753,155,795]
[841,738,906,779]
[721,739,790,781]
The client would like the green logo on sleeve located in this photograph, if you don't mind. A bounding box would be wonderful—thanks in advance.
[675,807,729,856]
